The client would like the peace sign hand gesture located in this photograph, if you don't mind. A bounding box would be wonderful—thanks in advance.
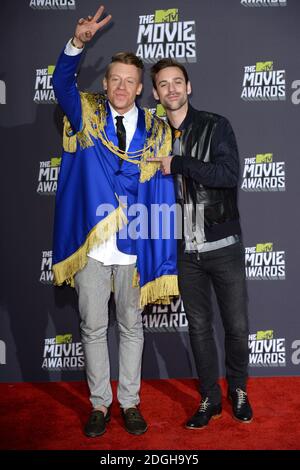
[73,5,112,48]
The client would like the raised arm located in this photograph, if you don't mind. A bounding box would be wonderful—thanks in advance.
[52,5,112,133]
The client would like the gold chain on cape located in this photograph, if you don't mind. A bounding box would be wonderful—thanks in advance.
[86,92,165,165]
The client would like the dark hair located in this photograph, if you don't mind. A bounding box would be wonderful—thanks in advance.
[105,52,144,79]
[151,59,189,89]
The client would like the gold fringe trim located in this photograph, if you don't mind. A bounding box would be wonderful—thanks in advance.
[139,274,179,308]
[139,111,172,183]
[63,92,103,153]
[53,206,127,287]
[63,116,77,153]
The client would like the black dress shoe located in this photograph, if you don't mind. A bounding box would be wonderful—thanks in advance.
[84,407,111,437]
[122,407,148,435]
[229,388,253,423]
[186,398,222,429]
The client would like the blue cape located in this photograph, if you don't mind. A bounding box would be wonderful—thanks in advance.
[53,92,179,306]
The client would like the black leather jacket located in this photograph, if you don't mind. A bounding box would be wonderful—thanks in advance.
[171,105,241,247]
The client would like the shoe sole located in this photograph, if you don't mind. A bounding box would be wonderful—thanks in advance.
[233,415,253,424]
[185,413,222,430]
[85,429,106,437]
[125,425,148,435]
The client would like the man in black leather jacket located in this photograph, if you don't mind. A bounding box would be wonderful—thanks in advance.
[150,59,253,429]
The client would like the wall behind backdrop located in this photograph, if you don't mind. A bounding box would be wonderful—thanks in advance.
[1,0,300,383]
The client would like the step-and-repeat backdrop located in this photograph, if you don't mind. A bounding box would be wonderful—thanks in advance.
[1,0,300,383]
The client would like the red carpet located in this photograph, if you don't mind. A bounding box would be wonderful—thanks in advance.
[0,377,299,450]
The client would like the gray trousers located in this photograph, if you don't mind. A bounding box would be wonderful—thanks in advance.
[74,258,144,409]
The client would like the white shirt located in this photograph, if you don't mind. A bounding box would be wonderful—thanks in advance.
[64,39,138,265]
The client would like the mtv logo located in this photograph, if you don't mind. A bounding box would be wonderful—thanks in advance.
[0,80,6,104]
[256,243,273,253]
[256,61,273,72]
[0,340,6,365]
[56,334,72,344]
[256,153,273,164]
[47,65,55,75]
[51,157,61,167]
[156,104,166,118]
[257,330,274,340]
[155,8,178,23]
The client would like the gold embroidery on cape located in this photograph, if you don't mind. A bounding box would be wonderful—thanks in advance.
[62,92,172,182]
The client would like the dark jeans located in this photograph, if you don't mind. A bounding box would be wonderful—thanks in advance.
[178,241,249,405]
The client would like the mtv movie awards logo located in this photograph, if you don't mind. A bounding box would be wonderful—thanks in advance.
[149,104,167,118]
[29,0,76,9]
[0,80,6,104]
[34,65,56,103]
[241,61,286,100]
[37,158,61,195]
[42,334,84,370]
[241,153,285,191]
[241,0,287,6]
[249,330,286,367]
[245,243,285,280]
[143,298,188,332]
[136,8,196,63]
[155,104,166,119]
[40,250,53,284]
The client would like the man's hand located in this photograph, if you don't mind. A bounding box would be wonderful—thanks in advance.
[73,5,112,48]
[147,156,173,175]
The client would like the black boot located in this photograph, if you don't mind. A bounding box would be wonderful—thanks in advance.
[229,388,253,423]
[186,397,222,429]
